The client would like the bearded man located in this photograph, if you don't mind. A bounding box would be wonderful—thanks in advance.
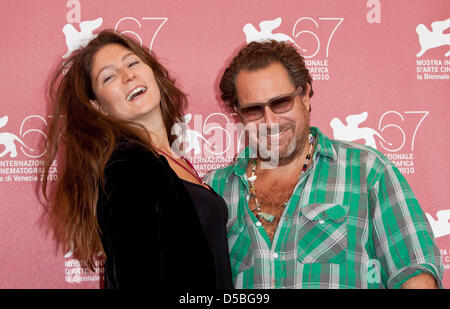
[205,40,443,289]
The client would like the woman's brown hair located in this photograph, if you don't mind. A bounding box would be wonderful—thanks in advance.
[41,30,187,269]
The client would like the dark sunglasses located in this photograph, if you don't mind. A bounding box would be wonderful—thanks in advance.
[236,87,303,121]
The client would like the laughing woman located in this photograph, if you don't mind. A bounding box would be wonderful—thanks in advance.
[42,30,232,288]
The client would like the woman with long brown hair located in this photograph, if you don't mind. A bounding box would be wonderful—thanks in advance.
[42,30,232,288]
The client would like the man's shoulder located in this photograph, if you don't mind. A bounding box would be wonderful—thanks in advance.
[312,126,392,169]
[331,138,393,167]
[204,162,236,185]
[204,146,252,186]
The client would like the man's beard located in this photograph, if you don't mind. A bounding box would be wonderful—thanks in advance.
[278,120,310,165]
[254,115,310,167]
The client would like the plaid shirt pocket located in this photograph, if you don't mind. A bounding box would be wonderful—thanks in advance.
[227,222,255,278]
[297,203,349,264]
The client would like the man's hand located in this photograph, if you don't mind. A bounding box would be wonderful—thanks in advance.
[401,273,438,289]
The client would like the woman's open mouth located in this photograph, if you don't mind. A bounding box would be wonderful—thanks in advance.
[126,86,147,102]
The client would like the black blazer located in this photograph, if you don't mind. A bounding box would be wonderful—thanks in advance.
[97,138,216,288]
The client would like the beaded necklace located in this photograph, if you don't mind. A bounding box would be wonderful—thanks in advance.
[248,133,315,223]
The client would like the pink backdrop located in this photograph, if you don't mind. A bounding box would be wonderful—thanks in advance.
[0,0,448,288]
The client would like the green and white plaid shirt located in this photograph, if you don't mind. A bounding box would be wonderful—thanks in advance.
[204,127,443,289]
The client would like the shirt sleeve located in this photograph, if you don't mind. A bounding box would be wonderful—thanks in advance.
[370,163,444,289]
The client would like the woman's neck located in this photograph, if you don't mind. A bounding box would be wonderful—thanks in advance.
[149,130,172,154]
[135,108,173,154]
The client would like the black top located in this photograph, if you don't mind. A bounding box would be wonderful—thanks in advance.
[181,179,233,289]
[97,138,232,288]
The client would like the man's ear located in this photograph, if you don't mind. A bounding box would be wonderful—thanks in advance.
[231,105,246,124]
[302,83,311,112]
[231,105,239,116]
[90,100,108,116]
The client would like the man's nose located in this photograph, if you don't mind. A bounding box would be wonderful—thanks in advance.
[263,106,279,127]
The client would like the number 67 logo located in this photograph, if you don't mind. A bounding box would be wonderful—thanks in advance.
[114,17,168,52]
[293,17,344,58]
[378,111,429,152]
[330,111,429,152]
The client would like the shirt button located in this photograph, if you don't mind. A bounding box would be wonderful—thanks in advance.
[256,221,262,227]
[273,253,279,259]
[319,219,325,224]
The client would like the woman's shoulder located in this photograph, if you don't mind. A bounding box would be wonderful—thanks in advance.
[102,137,165,189]
[107,137,159,168]
[105,138,161,174]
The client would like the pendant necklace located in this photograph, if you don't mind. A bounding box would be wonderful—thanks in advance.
[248,133,315,223]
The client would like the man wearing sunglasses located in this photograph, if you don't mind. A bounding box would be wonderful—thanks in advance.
[204,40,443,289]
